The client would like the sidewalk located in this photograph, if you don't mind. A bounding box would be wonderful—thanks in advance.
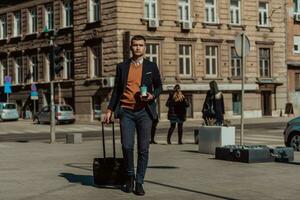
[0,140,299,200]
[77,116,294,130]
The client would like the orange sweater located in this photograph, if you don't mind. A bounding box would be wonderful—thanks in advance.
[120,62,143,109]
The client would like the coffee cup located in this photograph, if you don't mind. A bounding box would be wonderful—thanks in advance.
[140,85,147,97]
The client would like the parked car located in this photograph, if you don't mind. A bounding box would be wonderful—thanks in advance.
[33,104,75,124]
[284,116,300,151]
[0,102,19,121]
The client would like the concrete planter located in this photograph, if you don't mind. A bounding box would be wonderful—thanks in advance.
[197,126,235,154]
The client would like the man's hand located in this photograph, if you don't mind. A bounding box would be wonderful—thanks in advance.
[140,92,154,102]
[103,109,112,125]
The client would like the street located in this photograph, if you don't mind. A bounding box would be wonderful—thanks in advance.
[0,119,287,146]
[1,117,300,200]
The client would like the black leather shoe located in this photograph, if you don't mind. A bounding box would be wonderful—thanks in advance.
[150,140,157,144]
[134,183,145,196]
[124,176,134,193]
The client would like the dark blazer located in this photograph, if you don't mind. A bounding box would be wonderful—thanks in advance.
[108,59,162,120]
[202,91,225,119]
[166,94,189,121]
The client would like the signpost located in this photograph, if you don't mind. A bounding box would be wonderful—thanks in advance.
[234,33,250,145]
[31,83,38,115]
[4,76,12,103]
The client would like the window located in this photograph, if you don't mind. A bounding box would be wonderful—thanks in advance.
[178,45,192,76]
[230,0,241,25]
[30,55,38,82]
[178,0,191,22]
[90,45,101,77]
[294,0,300,13]
[89,0,100,22]
[294,36,300,53]
[259,48,271,77]
[295,73,300,91]
[45,4,54,30]
[231,47,241,77]
[0,59,7,86]
[185,94,193,118]
[0,15,7,39]
[205,0,217,23]
[146,44,159,64]
[28,7,38,33]
[14,57,23,84]
[64,50,72,79]
[205,46,218,76]
[144,0,157,20]
[13,11,21,37]
[62,0,73,27]
[232,93,241,115]
[258,2,269,26]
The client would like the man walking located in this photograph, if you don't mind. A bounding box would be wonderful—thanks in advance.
[104,35,162,195]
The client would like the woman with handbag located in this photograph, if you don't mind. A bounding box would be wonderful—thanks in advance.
[166,84,189,144]
[202,81,225,126]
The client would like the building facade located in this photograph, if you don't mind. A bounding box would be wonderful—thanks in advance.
[0,0,288,121]
[287,0,300,115]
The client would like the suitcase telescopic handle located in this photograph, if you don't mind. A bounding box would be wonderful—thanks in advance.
[101,121,116,159]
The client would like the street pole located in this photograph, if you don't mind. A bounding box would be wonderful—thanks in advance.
[240,33,246,145]
[50,37,56,143]
[33,100,36,116]
[50,80,55,143]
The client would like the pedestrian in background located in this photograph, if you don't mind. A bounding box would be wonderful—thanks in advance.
[166,84,189,144]
[104,35,162,196]
[202,80,225,126]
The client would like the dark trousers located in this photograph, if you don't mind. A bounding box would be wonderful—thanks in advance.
[167,122,183,142]
[119,107,152,184]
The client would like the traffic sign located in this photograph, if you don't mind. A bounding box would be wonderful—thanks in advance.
[234,33,250,57]
[31,91,38,100]
[31,83,37,91]
[5,76,11,83]
[4,76,12,94]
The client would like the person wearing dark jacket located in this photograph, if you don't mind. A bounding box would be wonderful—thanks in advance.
[166,84,189,144]
[202,81,225,126]
[104,35,162,195]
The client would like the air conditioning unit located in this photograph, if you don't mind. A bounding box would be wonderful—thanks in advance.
[295,13,300,21]
[182,21,192,30]
[100,77,115,88]
[148,19,159,28]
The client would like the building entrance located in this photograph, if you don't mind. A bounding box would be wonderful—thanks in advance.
[262,91,272,116]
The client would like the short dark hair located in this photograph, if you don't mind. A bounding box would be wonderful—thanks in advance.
[131,35,146,44]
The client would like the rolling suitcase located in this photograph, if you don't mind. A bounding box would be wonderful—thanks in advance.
[270,147,294,162]
[215,145,274,163]
[93,122,126,186]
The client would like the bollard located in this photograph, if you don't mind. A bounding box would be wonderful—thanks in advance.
[66,133,82,144]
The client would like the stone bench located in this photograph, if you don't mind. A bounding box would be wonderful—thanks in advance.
[66,133,82,144]
[196,126,235,154]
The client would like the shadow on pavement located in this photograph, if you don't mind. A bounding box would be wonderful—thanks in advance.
[59,173,95,187]
[181,150,201,154]
[280,161,300,165]
[59,173,121,190]
[145,180,238,200]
